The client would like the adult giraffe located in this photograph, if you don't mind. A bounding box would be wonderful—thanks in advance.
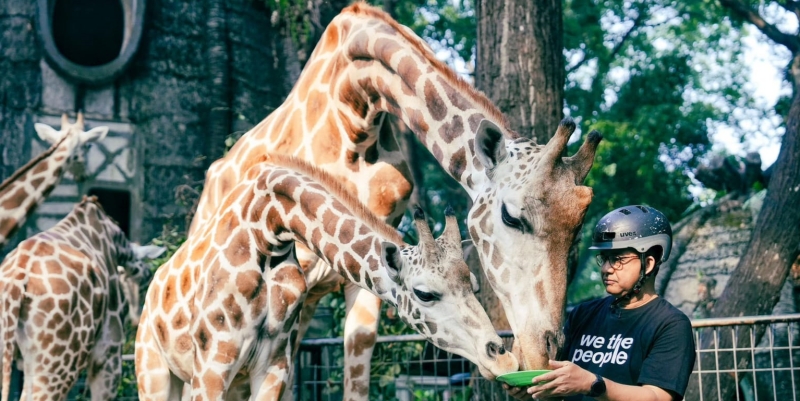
[0,113,108,249]
[0,196,164,401]
[190,3,600,397]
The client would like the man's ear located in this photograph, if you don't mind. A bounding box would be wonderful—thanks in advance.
[380,242,403,284]
[645,255,657,275]
[474,119,507,170]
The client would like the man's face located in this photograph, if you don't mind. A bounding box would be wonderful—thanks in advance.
[596,250,642,296]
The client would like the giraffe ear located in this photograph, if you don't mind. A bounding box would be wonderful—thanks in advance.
[132,244,167,260]
[380,241,403,284]
[80,126,109,144]
[470,272,480,294]
[474,119,507,170]
[34,123,63,144]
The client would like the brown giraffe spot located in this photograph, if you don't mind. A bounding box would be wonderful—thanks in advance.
[322,54,346,84]
[321,209,338,236]
[27,274,47,296]
[367,166,412,217]
[176,333,192,353]
[312,114,343,165]
[310,228,322,248]
[33,242,55,257]
[250,196,269,223]
[190,239,210,262]
[342,252,361,283]
[213,340,239,364]
[196,319,211,353]
[339,78,369,120]
[338,219,356,244]
[348,31,370,57]
[437,76,472,111]
[202,371,224,400]
[0,217,16,237]
[274,110,305,152]
[49,277,70,295]
[322,23,339,52]
[224,230,252,267]
[221,293,244,329]
[236,270,264,301]
[439,115,464,144]
[397,56,422,89]
[404,108,430,139]
[346,331,377,358]
[305,89,327,129]
[162,275,177,311]
[424,79,447,121]
[427,321,438,334]
[491,249,504,271]
[374,37,402,63]
[432,143,443,161]
[208,308,228,331]
[215,210,240,246]
[180,267,192,295]
[297,60,326,102]
[31,160,50,174]
[450,147,467,182]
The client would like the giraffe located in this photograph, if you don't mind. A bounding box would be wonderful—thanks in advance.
[0,113,109,249]
[188,3,601,397]
[135,154,519,401]
[0,196,165,401]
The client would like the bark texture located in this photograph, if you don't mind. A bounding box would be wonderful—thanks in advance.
[475,0,564,143]
[683,67,800,401]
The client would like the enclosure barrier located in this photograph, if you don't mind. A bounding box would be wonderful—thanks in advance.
[6,314,798,400]
[293,314,800,401]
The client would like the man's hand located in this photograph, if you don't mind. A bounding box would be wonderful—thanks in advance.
[502,383,532,400]
[526,360,595,399]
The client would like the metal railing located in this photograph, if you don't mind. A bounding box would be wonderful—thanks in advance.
[6,315,799,400]
[293,314,800,401]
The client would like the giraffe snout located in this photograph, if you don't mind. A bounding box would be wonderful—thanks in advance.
[544,330,562,361]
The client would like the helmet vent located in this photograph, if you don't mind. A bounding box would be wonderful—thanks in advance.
[618,208,631,215]
[602,232,616,240]
[635,205,649,213]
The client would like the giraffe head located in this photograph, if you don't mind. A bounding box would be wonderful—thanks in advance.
[33,113,108,181]
[383,206,518,379]
[468,117,601,370]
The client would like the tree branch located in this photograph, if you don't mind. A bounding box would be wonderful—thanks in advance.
[720,0,800,53]
[567,13,645,74]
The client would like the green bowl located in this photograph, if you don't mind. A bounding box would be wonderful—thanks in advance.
[496,370,552,387]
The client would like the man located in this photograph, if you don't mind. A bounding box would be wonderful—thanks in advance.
[506,205,695,400]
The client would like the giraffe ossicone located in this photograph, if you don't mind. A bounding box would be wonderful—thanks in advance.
[0,195,163,401]
[0,112,108,249]
[135,154,518,400]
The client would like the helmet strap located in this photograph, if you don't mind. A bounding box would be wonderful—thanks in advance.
[612,252,659,308]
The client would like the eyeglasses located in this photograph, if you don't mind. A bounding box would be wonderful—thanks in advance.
[595,254,639,270]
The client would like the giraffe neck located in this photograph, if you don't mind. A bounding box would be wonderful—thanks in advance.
[246,159,402,302]
[0,135,76,247]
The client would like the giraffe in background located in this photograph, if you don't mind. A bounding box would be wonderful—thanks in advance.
[0,113,108,249]
[135,154,517,401]
[190,3,601,397]
[0,196,165,401]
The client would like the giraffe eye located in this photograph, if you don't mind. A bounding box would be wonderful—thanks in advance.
[413,289,440,303]
[501,203,523,231]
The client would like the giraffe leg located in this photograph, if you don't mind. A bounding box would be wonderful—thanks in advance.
[136,312,185,401]
[342,283,381,401]
[87,352,121,401]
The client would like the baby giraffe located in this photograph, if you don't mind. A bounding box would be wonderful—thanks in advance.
[0,196,165,401]
[135,154,518,401]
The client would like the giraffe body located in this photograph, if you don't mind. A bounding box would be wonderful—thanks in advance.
[189,3,600,397]
[136,155,517,401]
[0,113,108,249]
[0,196,164,401]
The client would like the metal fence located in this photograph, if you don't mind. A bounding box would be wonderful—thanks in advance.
[5,315,799,400]
[293,314,800,401]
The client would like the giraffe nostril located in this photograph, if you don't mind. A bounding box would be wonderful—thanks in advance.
[498,345,506,355]
[486,341,501,359]
[544,330,561,360]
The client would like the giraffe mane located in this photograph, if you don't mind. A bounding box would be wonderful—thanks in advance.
[0,135,69,193]
[343,1,516,138]
[262,153,406,245]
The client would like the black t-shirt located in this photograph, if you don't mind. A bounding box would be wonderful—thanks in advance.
[561,296,695,400]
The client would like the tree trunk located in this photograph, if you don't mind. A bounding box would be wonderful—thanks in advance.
[475,0,564,143]
[684,57,800,401]
[206,0,231,161]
